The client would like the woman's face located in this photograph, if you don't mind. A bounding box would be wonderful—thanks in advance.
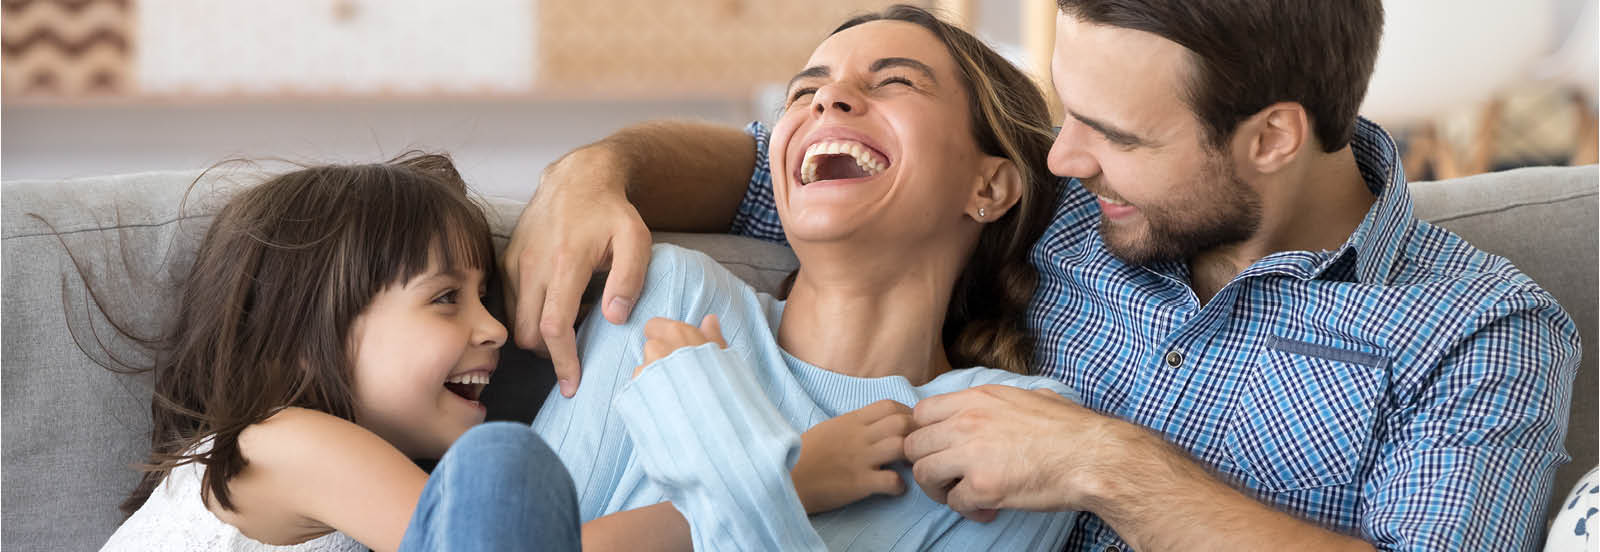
[770,20,993,247]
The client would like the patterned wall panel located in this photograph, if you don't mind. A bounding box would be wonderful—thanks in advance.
[538,0,930,96]
[1,0,133,97]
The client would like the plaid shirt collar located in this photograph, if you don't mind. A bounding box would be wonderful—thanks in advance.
[1145,117,1411,286]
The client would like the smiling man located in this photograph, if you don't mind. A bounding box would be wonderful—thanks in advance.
[501,2,1579,550]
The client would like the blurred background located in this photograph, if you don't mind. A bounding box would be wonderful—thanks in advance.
[2,0,1595,201]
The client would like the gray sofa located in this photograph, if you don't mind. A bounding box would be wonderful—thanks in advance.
[4,165,1594,550]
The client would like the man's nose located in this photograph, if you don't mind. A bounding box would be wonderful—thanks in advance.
[1048,122,1101,179]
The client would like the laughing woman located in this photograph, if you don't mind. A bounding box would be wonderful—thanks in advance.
[530,5,1079,550]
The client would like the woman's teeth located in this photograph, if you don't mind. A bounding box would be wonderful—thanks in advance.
[800,139,888,185]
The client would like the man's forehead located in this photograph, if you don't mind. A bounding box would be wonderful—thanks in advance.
[1052,13,1192,131]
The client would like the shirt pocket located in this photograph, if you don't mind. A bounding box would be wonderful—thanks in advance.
[1223,335,1390,492]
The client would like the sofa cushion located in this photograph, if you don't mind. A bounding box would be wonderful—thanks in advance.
[2,165,1591,550]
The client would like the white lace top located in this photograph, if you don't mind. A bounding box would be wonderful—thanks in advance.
[100,442,367,552]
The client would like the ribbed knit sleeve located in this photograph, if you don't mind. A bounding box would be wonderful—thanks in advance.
[614,343,824,551]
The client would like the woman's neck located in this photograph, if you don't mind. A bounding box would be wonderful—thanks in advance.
[775,244,965,386]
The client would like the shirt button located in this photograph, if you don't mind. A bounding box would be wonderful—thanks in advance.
[1164,350,1184,368]
[1105,546,1122,552]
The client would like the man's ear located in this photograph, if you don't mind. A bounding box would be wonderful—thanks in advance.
[1238,102,1310,174]
[968,156,1023,222]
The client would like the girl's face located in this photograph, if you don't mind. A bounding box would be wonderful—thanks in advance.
[348,260,505,459]
[769,20,996,247]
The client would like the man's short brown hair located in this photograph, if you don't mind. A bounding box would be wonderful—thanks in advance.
[1057,0,1384,152]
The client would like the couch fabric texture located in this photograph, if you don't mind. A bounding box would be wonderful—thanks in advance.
[3,165,1594,550]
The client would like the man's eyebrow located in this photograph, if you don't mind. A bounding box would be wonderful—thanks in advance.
[787,65,831,91]
[869,57,937,82]
[1068,110,1153,148]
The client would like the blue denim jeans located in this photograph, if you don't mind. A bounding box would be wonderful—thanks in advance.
[399,422,580,552]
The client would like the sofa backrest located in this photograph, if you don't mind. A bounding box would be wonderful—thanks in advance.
[3,165,1593,550]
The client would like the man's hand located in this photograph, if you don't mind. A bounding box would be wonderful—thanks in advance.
[905,385,1376,551]
[904,385,1115,521]
[503,146,653,397]
[633,315,727,378]
[791,400,913,514]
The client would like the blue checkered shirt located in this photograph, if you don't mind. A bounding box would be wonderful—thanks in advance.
[729,119,1580,551]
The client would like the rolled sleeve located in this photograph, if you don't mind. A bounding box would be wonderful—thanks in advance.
[1361,290,1580,551]
[728,121,787,244]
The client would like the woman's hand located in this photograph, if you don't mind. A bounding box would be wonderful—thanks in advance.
[633,315,727,378]
[791,399,913,514]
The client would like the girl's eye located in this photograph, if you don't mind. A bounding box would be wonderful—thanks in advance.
[432,290,459,305]
[789,88,816,103]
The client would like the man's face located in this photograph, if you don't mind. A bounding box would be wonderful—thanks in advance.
[1047,14,1260,265]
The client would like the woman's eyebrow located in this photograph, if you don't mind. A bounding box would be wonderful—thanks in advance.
[787,65,831,91]
[869,57,937,83]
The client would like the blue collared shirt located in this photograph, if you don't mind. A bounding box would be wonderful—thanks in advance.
[730,118,1579,551]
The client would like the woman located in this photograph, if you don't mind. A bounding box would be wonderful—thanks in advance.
[521,5,1077,550]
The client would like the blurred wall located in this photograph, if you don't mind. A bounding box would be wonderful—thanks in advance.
[2,99,752,202]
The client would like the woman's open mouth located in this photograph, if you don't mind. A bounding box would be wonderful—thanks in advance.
[798,139,889,185]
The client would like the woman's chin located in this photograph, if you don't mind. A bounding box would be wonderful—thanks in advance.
[781,215,867,244]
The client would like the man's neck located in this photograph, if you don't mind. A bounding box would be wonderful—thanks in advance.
[775,245,963,386]
[1189,147,1376,304]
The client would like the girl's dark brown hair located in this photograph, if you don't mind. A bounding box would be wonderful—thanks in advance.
[114,152,495,515]
[833,5,1058,375]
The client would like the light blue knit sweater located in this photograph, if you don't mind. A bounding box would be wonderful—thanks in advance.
[530,244,1080,551]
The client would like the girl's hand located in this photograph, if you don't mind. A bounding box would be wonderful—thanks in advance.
[791,399,913,514]
[633,315,727,378]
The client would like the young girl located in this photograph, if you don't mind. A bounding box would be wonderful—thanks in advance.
[99,154,574,552]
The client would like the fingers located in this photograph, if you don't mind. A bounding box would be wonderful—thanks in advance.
[902,418,968,463]
[910,450,967,505]
[698,314,727,348]
[851,399,912,422]
[863,469,907,498]
[600,223,650,324]
[512,250,550,351]
[957,507,999,524]
[947,481,1001,522]
[541,253,591,397]
[868,434,907,466]
[866,411,914,442]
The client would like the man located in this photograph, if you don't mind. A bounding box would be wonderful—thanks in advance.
[502,2,1579,550]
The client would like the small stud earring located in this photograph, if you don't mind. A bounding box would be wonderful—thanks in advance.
[978,207,986,220]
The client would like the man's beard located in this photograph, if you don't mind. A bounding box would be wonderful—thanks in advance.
[1095,152,1261,266]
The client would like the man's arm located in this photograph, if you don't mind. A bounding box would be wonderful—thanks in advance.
[904,288,1578,551]
[1358,291,1578,550]
[502,120,759,396]
[904,386,1375,552]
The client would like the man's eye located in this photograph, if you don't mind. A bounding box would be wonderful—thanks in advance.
[432,290,459,305]
[789,88,816,103]
[877,76,913,88]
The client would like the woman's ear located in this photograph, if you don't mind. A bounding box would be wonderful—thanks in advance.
[968,156,1023,222]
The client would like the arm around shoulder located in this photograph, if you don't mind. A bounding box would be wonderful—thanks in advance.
[235,408,428,552]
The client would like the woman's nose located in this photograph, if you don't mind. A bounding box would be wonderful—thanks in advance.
[811,83,860,116]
